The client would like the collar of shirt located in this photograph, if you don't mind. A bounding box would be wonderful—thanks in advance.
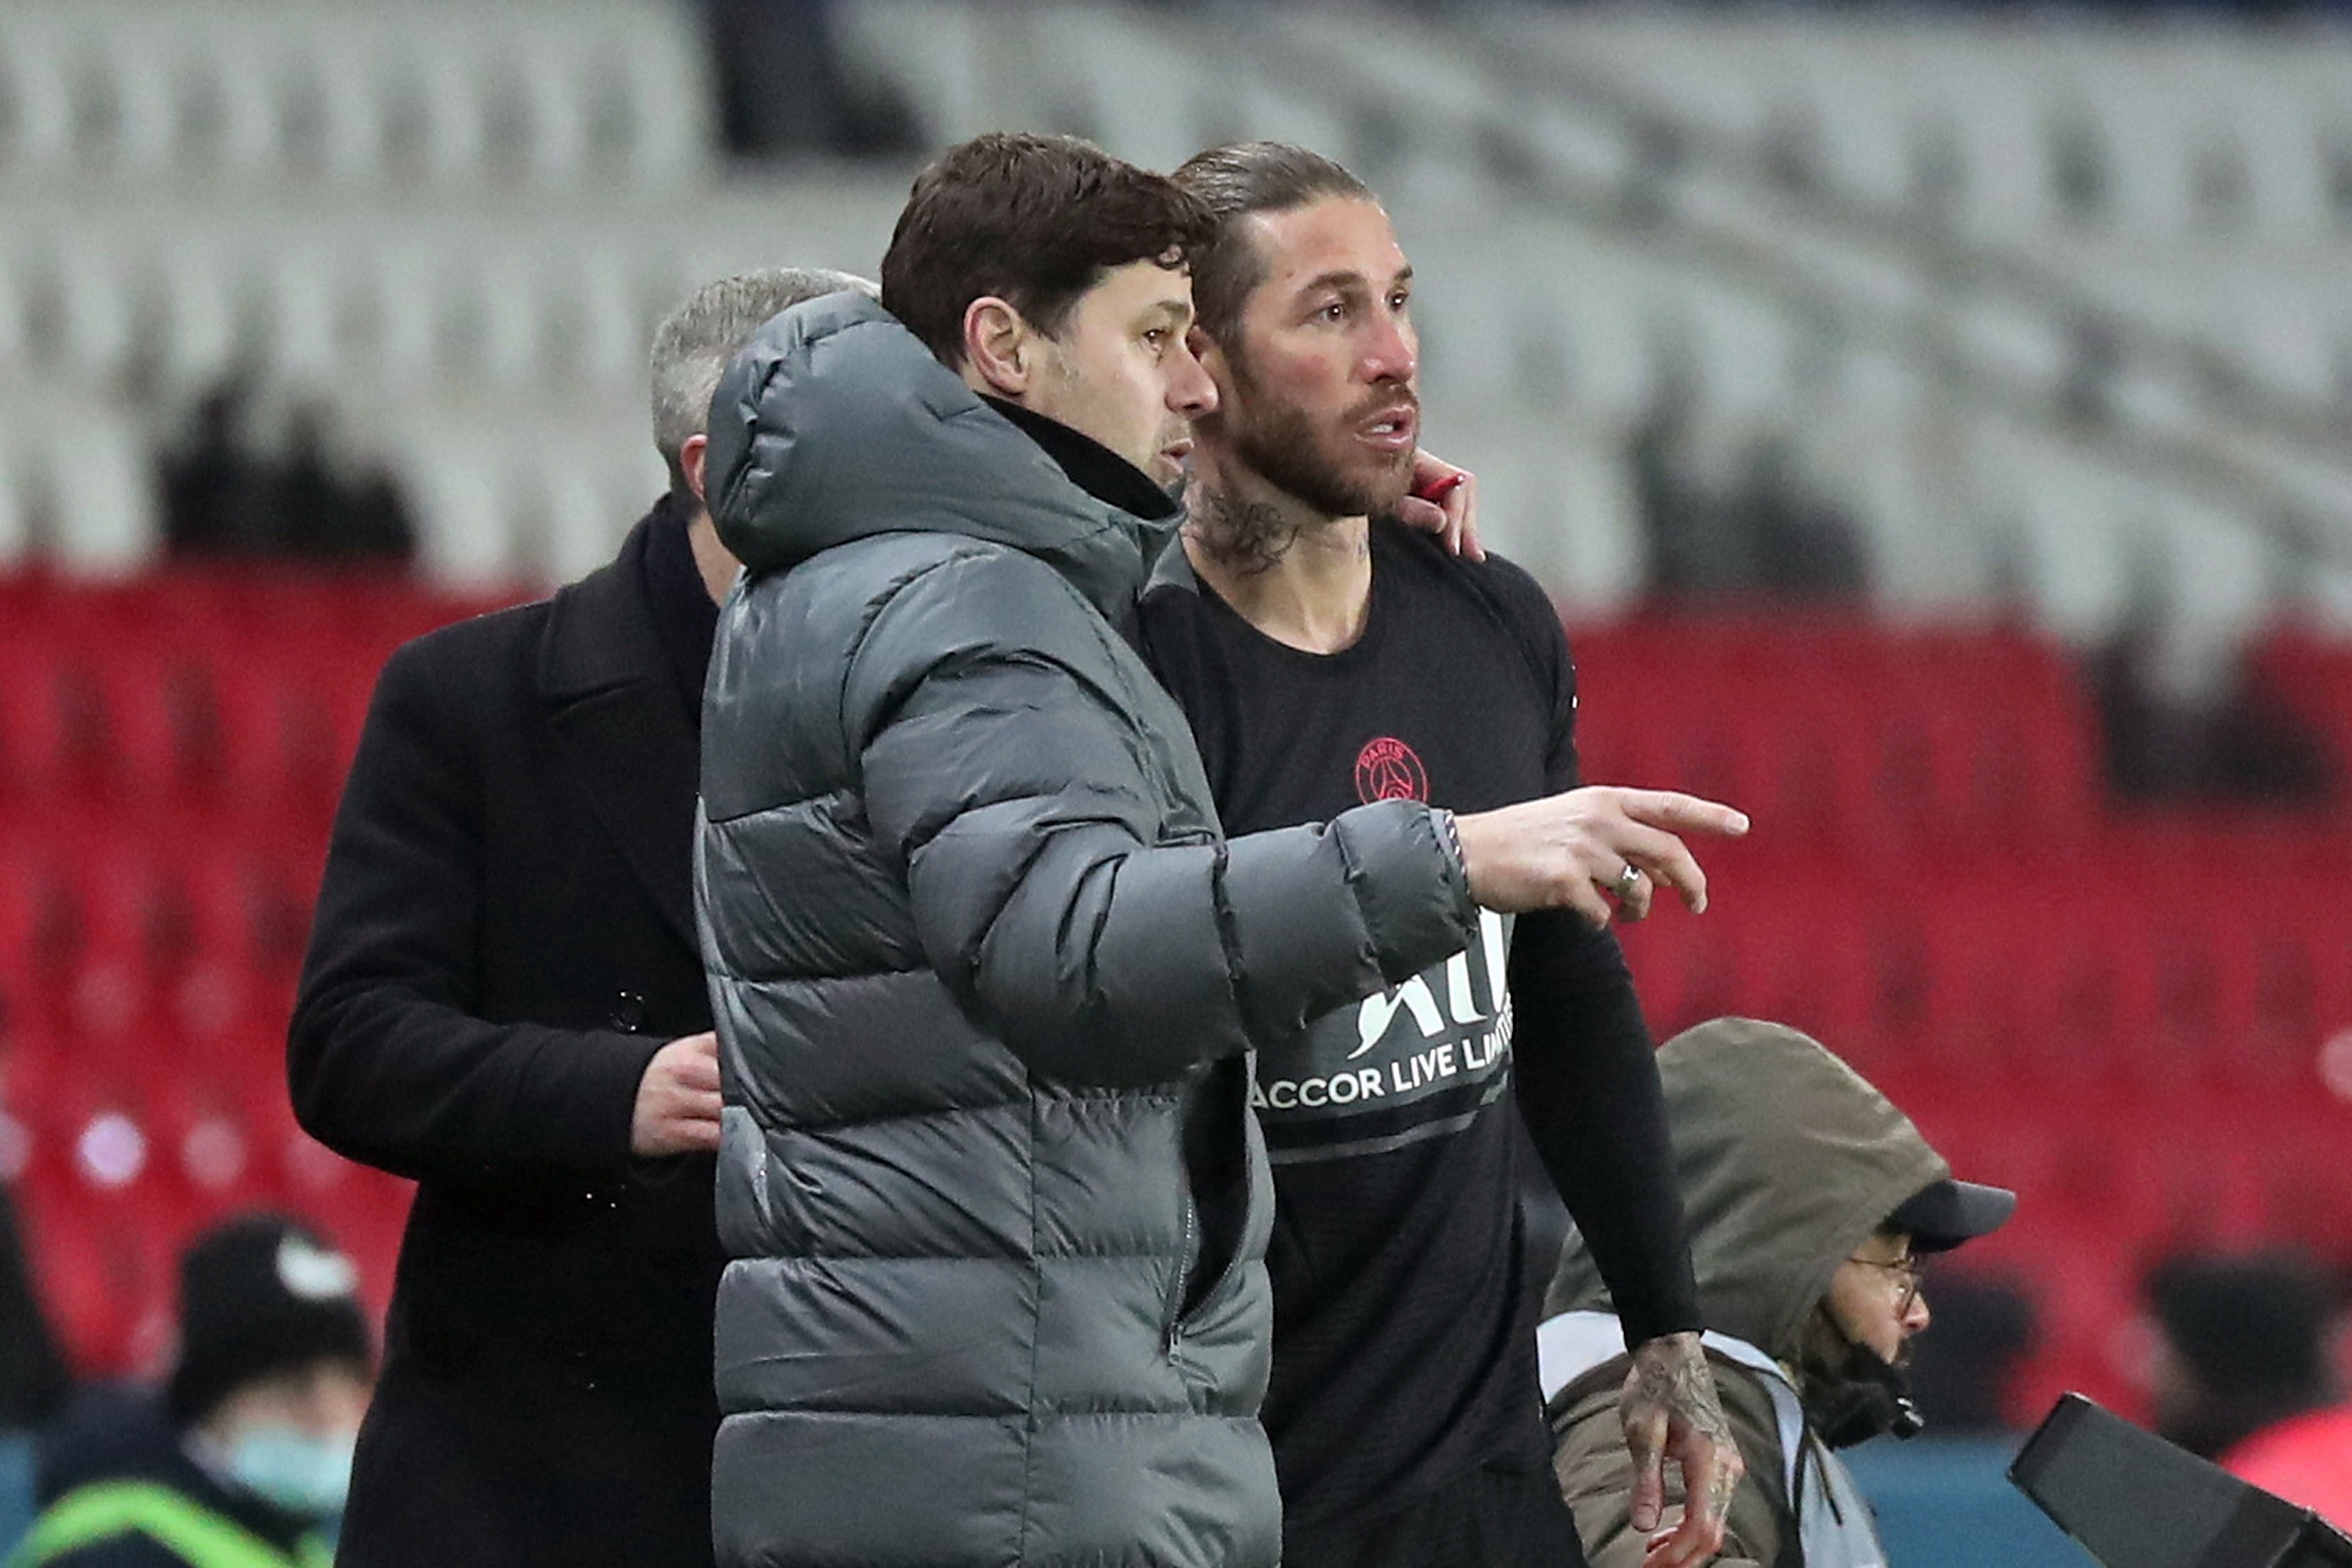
[981,395,1181,523]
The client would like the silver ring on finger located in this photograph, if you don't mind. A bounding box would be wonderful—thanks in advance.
[1612,862,1643,900]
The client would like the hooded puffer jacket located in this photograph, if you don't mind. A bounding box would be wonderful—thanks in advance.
[1539,1018,1952,1568]
[694,292,1481,1568]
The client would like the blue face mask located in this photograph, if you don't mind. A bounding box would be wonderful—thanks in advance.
[222,1427,355,1520]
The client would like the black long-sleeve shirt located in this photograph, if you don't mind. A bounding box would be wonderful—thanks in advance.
[1136,520,1700,1523]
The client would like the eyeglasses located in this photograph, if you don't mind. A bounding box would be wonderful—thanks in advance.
[1847,1252,1926,1313]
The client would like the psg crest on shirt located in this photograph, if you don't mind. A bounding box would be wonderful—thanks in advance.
[1353,736,1429,804]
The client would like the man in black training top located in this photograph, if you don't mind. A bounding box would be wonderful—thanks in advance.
[1136,142,1741,1568]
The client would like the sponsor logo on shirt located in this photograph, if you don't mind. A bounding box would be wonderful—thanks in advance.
[1252,911,1514,1159]
[1353,736,1428,804]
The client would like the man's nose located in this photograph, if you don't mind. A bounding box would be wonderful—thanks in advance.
[1360,313,1416,386]
[1903,1290,1931,1336]
[1168,340,1218,416]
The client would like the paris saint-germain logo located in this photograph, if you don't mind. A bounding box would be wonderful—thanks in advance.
[1353,736,1429,804]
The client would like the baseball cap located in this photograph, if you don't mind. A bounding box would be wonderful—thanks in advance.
[1888,1177,2016,1254]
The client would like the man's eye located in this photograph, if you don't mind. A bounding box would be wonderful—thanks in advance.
[1390,291,1412,312]
[1142,327,1168,350]
[1318,301,1348,323]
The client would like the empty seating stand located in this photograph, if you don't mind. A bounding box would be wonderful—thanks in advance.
[0,0,712,192]
[4,571,2349,1417]
[1586,606,2352,1425]
[0,0,899,586]
[0,567,523,1372]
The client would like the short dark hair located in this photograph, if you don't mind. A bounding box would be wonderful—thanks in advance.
[1171,142,1374,349]
[880,132,1214,367]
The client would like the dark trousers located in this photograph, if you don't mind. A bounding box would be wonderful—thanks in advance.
[1282,1461,1591,1568]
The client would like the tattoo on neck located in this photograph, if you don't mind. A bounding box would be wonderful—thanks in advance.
[1186,485,1303,576]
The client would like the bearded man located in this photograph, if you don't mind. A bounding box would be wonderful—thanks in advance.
[1135,142,1742,1568]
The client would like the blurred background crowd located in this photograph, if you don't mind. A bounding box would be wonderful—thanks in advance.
[1,0,2350,1561]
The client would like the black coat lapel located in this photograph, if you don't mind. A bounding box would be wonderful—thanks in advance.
[539,513,702,955]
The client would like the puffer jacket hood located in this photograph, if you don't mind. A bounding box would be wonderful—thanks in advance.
[1545,1017,1947,1362]
[705,289,1176,621]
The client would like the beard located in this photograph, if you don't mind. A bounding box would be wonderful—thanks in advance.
[1794,1302,1924,1447]
[1224,359,1417,524]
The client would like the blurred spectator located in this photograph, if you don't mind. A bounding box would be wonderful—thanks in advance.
[1739,432,1869,597]
[2146,1252,2352,1524]
[1631,390,1867,600]
[273,405,415,564]
[2091,615,2335,803]
[11,1214,373,1568]
[159,385,414,564]
[702,0,918,160]
[0,1194,68,1434]
[158,382,279,557]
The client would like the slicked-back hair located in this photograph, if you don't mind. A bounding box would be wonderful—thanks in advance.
[1171,142,1375,350]
[649,267,874,497]
[880,131,1215,367]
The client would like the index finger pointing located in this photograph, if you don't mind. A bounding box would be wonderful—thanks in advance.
[1617,790,1750,839]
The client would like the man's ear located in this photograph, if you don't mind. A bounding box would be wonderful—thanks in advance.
[681,432,709,505]
[962,297,1033,398]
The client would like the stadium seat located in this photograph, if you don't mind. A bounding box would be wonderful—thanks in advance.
[0,15,77,176]
[1803,70,1921,212]
[2080,67,2203,240]
[2236,86,2335,240]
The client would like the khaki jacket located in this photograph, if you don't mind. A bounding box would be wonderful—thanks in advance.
[1542,1018,1950,1568]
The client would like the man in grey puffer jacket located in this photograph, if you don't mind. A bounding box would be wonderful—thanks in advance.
[694,133,1747,1568]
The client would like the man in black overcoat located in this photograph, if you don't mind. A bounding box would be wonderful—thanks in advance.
[287,268,870,1568]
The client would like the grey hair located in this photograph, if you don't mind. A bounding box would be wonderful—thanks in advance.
[648,267,875,495]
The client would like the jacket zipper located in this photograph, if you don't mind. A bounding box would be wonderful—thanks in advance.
[1164,1193,1199,1353]
[1164,1056,1266,1356]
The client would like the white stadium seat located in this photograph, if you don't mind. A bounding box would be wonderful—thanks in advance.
[0,388,159,575]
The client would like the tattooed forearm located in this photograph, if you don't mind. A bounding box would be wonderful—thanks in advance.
[1629,1332,1732,1446]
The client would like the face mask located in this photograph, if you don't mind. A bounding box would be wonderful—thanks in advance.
[1794,1305,1925,1449]
[222,1426,355,1519]
[1797,1319,1926,1449]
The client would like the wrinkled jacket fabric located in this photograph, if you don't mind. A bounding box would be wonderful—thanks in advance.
[694,292,1480,1568]
[1542,1018,1948,1568]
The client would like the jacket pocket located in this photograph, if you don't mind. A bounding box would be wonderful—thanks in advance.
[1168,1054,1268,1353]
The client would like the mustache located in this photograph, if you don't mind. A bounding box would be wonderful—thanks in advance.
[1348,386,1420,425]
